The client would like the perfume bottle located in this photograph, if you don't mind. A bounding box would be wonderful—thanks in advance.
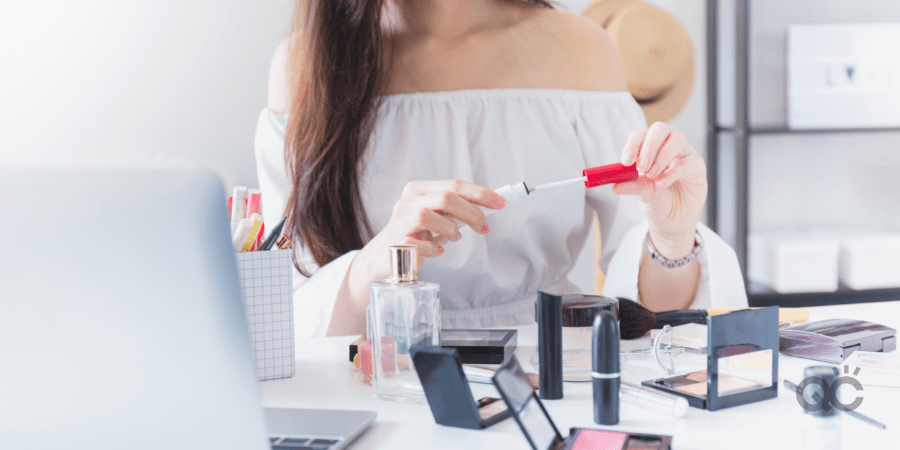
[370,245,440,404]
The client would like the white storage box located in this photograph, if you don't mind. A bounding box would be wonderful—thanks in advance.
[838,233,900,290]
[236,249,295,381]
[788,23,900,129]
[749,231,840,293]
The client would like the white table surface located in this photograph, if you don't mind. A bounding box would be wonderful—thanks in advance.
[259,302,900,449]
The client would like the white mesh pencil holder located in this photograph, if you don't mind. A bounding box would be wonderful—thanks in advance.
[236,249,295,381]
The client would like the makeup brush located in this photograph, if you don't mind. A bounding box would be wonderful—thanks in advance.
[616,297,810,339]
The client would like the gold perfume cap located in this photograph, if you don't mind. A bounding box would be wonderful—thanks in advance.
[390,245,417,283]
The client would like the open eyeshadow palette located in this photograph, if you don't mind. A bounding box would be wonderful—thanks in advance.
[411,346,513,430]
[642,307,780,411]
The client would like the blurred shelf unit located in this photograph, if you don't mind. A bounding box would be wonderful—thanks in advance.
[749,284,900,308]
[705,0,900,307]
[717,126,900,135]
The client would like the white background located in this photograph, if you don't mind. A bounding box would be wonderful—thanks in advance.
[4,0,899,293]
[0,0,294,188]
[0,0,699,191]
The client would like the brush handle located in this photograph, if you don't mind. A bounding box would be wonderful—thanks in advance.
[707,307,810,326]
[654,309,709,327]
[656,307,810,327]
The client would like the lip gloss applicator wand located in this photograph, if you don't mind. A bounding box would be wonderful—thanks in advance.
[451,162,638,231]
[530,162,639,193]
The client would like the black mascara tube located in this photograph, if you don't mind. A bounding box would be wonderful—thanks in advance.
[536,291,563,400]
[593,310,619,425]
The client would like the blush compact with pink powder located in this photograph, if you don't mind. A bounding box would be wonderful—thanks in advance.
[491,356,672,450]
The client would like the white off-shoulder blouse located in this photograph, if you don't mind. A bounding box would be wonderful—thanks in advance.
[254,89,747,338]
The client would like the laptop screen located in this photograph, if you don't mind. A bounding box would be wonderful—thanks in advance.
[493,356,561,450]
[1,168,271,450]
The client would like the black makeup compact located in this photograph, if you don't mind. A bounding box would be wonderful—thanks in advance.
[492,356,672,450]
[411,346,513,430]
[440,329,517,364]
[642,307,780,411]
[351,329,517,365]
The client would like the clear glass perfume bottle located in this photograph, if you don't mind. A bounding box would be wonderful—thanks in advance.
[370,245,440,404]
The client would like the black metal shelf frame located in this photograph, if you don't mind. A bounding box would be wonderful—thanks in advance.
[749,285,900,308]
[717,126,900,135]
[705,0,900,307]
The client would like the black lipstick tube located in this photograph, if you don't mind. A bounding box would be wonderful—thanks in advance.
[537,291,563,400]
[593,310,620,425]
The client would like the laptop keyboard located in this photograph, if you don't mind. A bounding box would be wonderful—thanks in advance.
[270,436,342,450]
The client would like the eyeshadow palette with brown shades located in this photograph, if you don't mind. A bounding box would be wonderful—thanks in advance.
[652,370,765,398]
[642,308,780,411]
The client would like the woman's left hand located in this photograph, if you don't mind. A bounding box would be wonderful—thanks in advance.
[612,122,708,258]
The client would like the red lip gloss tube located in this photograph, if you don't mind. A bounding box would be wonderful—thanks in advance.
[583,163,638,188]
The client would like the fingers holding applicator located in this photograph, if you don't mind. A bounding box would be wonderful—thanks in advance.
[616,297,811,339]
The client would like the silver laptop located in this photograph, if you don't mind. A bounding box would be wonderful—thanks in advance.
[0,168,375,450]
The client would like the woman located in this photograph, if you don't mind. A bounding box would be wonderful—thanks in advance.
[255,0,747,338]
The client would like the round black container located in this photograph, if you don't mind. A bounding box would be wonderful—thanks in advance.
[559,295,618,368]
[801,366,839,417]
[535,294,620,383]
[560,295,619,327]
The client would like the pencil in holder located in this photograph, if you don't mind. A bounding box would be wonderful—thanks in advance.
[236,248,295,381]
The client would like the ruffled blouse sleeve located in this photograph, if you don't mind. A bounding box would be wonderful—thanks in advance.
[254,108,359,338]
[570,97,747,310]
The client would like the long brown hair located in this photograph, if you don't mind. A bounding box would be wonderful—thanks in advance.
[284,0,553,275]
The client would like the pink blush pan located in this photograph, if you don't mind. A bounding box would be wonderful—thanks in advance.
[571,429,629,450]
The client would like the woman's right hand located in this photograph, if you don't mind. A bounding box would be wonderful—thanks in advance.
[353,179,507,281]
[331,179,504,336]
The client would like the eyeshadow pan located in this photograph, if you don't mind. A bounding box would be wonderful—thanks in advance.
[685,371,707,382]
[624,435,667,450]
[660,375,695,388]
[571,429,628,450]
[675,382,707,396]
[477,399,508,420]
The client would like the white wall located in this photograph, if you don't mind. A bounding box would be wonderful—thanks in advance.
[0,0,705,192]
[8,0,893,299]
[0,0,294,190]
[714,0,900,247]
[0,0,706,296]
